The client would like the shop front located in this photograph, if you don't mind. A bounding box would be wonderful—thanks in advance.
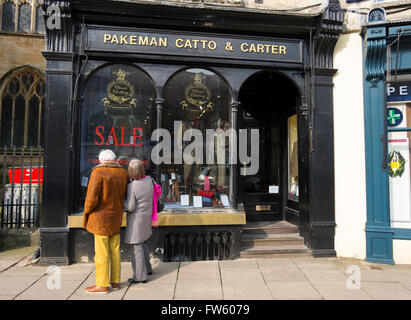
[364,7,411,264]
[39,0,344,265]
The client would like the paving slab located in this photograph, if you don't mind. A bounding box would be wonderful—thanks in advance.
[256,258,295,267]
[361,282,411,300]
[384,270,411,286]
[149,262,179,284]
[179,261,220,280]
[0,275,42,296]
[124,282,175,300]
[174,279,222,300]
[292,257,339,270]
[15,278,85,300]
[300,268,348,284]
[266,281,323,300]
[0,265,47,277]
[222,282,273,300]
[0,246,38,272]
[344,268,398,283]
[220,267,265,285]
[219,259,259,269]
[313,283,372,300]
[259,265,306,281]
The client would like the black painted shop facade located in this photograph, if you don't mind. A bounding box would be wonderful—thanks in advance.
[39,0,344,265]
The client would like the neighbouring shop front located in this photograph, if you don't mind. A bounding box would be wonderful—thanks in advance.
[364,7,411,264]
[39,0,344,265]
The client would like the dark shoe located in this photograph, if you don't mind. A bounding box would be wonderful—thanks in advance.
[85,285,109,294]
[128,278,147,284]
[148,272,152,275]
[110,283,120,291]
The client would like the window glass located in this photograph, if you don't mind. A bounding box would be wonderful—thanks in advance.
[35,4,45,34]
[28,96,40,147]
[161,68,231,209]
[17,2,31,33]
[288,114,298,201]
[0,70,45,148]
[13,95,25,147]
[79,64,155,210]
[2,2,16,32]
[1,94,12,146]
[387,103,411,228]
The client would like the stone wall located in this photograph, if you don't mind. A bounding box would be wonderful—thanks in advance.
[0,32,45,78]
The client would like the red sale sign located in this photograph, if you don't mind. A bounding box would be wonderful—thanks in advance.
[8,168,43,184]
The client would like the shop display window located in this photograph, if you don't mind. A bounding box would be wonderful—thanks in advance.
[387,103,411,228]
[161,68,232,209]
[288,114,298,201]
[79,64,155,209]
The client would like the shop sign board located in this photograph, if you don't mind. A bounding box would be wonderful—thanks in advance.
[86,26,303,63]
[387,81,411,102]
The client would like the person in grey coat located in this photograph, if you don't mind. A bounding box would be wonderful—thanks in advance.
[124,159,154,284]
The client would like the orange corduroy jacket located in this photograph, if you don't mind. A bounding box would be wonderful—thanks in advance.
[82,161,129,236]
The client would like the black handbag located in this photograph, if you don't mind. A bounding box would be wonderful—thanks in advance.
[151,178,164,213]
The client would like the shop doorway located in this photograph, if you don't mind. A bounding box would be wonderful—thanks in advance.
[238,71,300,222]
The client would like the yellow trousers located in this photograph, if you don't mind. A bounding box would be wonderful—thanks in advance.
[94,234,121,287]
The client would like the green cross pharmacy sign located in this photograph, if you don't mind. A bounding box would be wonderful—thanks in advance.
[387,108,403,127]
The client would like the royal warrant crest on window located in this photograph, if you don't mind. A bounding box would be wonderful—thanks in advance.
[102,69,137,114]
[180,73,214,119]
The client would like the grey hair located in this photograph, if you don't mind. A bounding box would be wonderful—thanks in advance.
[98,149,116,162]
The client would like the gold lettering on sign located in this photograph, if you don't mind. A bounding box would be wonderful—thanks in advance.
[102,33,289,56]
[102,34,167,47]
[240,42,287,55]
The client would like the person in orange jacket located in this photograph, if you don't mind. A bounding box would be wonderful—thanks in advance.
[82,149,129,294]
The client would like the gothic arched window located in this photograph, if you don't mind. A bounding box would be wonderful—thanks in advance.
[0,67,45,148]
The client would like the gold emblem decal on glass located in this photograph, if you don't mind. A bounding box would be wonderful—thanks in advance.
[102,69,137,113]
[180,73,214,119]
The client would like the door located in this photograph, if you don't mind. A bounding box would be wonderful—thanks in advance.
[241,125,282,221]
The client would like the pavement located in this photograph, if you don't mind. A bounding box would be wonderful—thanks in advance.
[1,247,411,300]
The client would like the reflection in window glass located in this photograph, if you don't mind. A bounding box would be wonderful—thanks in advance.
[162,69,231,209]
[388,103,411,228]
[79,64,155,210]
[288,114,298,201]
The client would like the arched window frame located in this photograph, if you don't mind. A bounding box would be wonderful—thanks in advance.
[0,0,45,34]
[0,67,45,148]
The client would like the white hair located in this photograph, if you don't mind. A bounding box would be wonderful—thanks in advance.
[98,149,116,162]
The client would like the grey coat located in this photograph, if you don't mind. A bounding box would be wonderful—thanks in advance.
[124,176,154,244]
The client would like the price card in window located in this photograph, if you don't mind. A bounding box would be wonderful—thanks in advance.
[269,185,279,193]
[193,196,203,208]
[180,195,189,206]
[220,194,230,207]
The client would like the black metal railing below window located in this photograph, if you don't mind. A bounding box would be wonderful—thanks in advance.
[163,231,235,262]
[0,146,43,229]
